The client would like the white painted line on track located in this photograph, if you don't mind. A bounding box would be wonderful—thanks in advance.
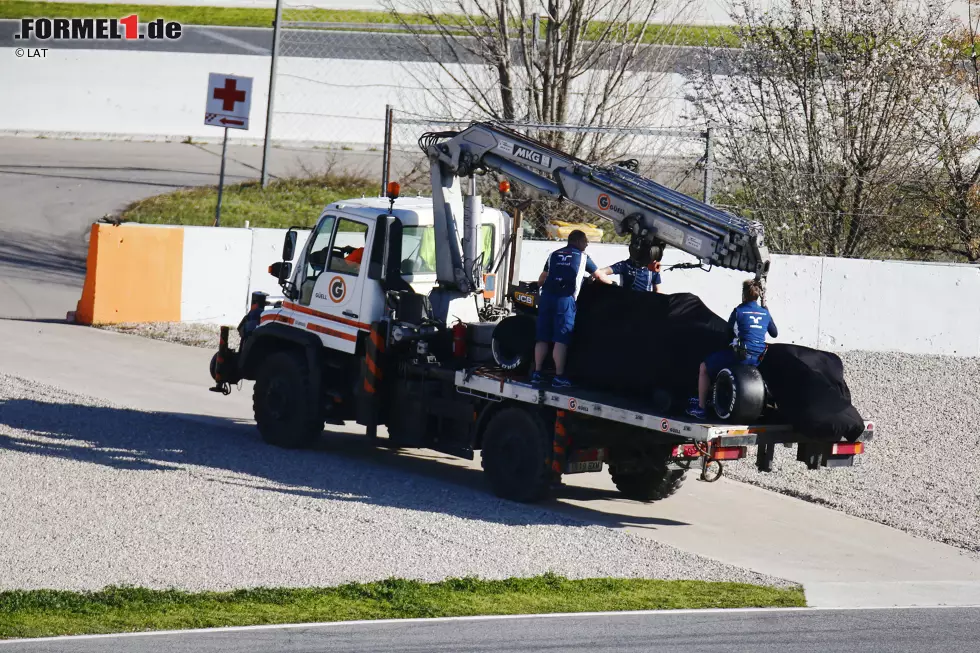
[197,27,270,55]
[3,603,979,645]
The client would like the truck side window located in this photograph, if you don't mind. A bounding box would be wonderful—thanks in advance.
[327,218,369,276]
[299,215,336,305]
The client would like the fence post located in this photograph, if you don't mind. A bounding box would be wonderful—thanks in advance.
[381,105,393,195]
[702,126,714,205]
[260,0,284,188]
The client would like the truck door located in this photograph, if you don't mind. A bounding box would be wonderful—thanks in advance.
[287,214,372,354]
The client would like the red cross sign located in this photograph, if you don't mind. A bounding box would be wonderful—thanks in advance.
[205,73,253,131]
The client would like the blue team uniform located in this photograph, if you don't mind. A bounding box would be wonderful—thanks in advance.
[536,246,597,345]
[609,259,661,292]
[704,301,778,376]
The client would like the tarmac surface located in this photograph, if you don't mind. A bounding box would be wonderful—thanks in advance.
[4,607,980,652]
[0,136,392,320]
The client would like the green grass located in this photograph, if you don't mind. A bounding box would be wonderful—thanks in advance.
[119,173,379,229]
[0,2,736,45]
[0,574,805,639]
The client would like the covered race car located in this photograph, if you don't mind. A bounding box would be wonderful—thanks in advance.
[563,282,866,442]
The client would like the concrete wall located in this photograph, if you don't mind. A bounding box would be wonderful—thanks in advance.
[181,226,254,324]
[74,223,980,356]
[519,240,980,356]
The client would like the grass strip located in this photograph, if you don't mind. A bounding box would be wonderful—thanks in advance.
[0,574,806,639]
[0,2,736,45]
[119,172,378,229]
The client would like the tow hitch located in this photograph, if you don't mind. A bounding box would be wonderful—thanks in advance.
[209,325,237,395]
[671,442,747,482]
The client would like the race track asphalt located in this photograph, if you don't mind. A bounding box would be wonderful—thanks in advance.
[4,607,980,653]
[0,137,392,320]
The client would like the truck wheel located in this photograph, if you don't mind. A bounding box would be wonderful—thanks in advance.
[610,466,686,502]
[480,407,552,503]
[253,350,323,449]
[712,365,766,423]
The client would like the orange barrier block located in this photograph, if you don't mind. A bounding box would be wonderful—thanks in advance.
[75,223,184,324]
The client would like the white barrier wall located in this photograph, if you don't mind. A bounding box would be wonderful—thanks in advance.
[517,240,980,356]
[818,257,980,355]
[181,226,254,324]
[94,221,978,356]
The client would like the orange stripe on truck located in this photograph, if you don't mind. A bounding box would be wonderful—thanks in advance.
[283,301,370,331]
[75,224,183,325]
[307,321,357,342]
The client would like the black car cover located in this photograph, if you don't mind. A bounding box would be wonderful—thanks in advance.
[566,282,864,441]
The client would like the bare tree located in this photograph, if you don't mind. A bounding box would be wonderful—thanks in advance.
[382,0,694,162]
[687,0,954,258]
[900,1,980,262]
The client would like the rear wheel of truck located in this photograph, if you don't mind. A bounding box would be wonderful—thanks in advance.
[610,466,686,502]
[253,350,323,449]
[480,407,552,503]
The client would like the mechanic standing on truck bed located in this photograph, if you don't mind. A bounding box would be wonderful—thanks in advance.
[687,279,777,419]
[532,230,610,388]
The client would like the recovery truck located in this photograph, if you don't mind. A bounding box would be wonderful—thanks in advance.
[209,122,874,503]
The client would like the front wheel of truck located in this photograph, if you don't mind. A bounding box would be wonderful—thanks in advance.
[253,350,324,449]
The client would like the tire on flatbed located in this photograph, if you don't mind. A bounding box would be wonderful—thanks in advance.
[480,407,552,503]
[253,349,324,449]
[610,466,686,502]
[712,364,766,423]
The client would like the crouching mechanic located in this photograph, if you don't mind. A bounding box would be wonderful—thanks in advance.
[597,256,661,292]
[532,230,611,388]
[687,279,778,420]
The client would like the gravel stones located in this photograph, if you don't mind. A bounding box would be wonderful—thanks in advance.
[725,351,980,554]
[0,373,786,591]
[95,322,235,350]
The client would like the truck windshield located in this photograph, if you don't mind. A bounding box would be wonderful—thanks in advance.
[400,225,494,276]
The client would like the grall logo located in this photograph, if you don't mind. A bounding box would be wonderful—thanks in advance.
[15,16,182,41]
[597,194,611,210]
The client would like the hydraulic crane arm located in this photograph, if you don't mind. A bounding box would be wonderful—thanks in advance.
[423,121,770,292]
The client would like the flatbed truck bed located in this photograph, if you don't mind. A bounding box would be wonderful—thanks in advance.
[455,367,874,481]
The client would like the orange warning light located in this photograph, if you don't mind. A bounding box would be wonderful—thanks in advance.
[498,180,511,193]
[387,181,401,199]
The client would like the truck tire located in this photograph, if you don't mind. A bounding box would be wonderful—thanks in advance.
[253,350,324,449]
[491,315,536,373]
[610,466,686,502]
[480,407,552,503]
[712,364,766,423]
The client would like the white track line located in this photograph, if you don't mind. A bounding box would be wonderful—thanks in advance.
[3,604,979,645]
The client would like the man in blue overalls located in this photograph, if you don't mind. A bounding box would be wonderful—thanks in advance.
[687,279,778,420]
[597,256,661,292]
[532,230,611,388]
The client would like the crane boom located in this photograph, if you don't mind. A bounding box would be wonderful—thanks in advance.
[423,121,770,292]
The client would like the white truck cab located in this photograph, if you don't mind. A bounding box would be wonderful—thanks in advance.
[275,196,508,355]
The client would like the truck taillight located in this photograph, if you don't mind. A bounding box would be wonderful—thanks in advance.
[672,444,702,459]
[832,442,864,455]
[711,446,746,460]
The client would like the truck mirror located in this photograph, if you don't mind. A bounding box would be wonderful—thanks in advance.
[269,261,292,284]
[282,228,297,261]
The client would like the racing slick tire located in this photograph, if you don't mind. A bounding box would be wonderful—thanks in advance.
[712,364,766,423]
